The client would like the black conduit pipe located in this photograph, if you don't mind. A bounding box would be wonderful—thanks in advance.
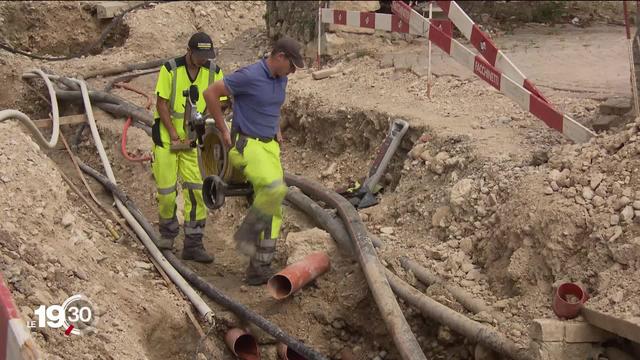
[78,162,329,360]
[285,184,535,360]
[284,173,427,360]
[285,187,383,256]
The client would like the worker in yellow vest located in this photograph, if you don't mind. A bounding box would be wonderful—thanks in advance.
[151,32,227,263]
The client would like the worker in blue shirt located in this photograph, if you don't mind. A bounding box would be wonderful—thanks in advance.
[203,37,304,285]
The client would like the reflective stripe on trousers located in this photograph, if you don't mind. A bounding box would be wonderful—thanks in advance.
[152,143,207,240]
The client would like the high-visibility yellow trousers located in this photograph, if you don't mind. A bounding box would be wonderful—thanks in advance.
[152,144,207,243]
[229,134,287,264]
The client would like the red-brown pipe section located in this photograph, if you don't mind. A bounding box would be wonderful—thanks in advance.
[225,328,260,360]
[268,252,330,300]
[277,342,308,360]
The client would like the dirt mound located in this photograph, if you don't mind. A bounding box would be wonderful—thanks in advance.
[0,122,203,359]
[0,1,127,57]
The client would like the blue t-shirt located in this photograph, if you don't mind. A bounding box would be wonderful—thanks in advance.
[223,59,287,138]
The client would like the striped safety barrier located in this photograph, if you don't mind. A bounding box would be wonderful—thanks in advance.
[320,8,427,36]
[433,0,549,103]
[0,274,39,360]
[320,3,596,143]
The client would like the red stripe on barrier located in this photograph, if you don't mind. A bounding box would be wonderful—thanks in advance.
[473,55,501,90]
[470,24,498,65]
[530,94,563,132]
[0,274,19,360]
[333,9,346,25]
[428,23,451,54]
[524,79,550,104]
[431,19,452,37]
[391,15,409,33]
[360,12,375,29]
[437,0,451,15]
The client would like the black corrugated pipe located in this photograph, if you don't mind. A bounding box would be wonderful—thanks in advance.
[78,161,329,360]
[284,173,427,360]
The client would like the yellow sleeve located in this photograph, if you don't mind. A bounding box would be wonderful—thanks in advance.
[215,68,228,101]
[155,64,173,100]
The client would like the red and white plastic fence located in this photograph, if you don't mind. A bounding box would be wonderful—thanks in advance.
[0,275,39,360]
[319,2,596,143]
[320,8,426,35]
[433,1,549,103]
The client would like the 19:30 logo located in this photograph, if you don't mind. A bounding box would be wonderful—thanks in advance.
[28,294,98,336]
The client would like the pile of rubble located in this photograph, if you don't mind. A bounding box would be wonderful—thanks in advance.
[380,114,640,348]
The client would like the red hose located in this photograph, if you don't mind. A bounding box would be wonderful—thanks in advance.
[113,82,153,162]
[122,116,152,162]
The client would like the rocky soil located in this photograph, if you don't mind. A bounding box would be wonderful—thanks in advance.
[1,1,638,360]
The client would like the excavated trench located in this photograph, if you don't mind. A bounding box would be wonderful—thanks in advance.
[14,63,554,359]
[7,69,528,358]
[68,93,483,359]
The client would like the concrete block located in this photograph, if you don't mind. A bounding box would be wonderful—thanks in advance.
[535,341,566,360]
[379,53,395,68]
[411,65,430,77]
[312,66,342,80]
[564,321,615,343]
[393,53,419,70]
[600,97,632,115]
[328,24,376,34]
[530,319,565,342]
[96,1,130,19]
[564,343,596,359]
[593,115,625,131]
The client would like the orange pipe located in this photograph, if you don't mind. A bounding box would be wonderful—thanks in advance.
[267,252,330,300]
[277,342,308,360]
[224,328,260,360]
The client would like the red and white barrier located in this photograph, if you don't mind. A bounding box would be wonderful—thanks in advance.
[433,1,549,103]
[0,275,39,360]
[320,3,596,143]
[390,1,595,143]
[320,8,428,36]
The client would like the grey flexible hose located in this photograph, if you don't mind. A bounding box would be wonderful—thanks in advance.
[14,70,214,323]
[66,75,214,322]
[0,69,60,148]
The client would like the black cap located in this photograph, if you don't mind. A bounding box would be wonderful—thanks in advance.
[273,36,304,68]
[188,32,216,59]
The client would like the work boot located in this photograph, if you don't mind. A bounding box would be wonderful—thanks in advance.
[233,209,268,257]
[245,259,275,286]
[154,236,175,250]
[181,236,214,263]
[245,237,277,286]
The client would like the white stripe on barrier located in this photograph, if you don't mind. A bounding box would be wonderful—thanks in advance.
[495,52,526,85]
[6,319,30,360]
[563,115,595,144]
[376,13,392,32]
[321,8,333,23]
[405,5,429,35]
[447,3,473,38]
[501,74,530,110]
[346,10,359,27]
[451,41,474,71]
[409,14,429,36]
